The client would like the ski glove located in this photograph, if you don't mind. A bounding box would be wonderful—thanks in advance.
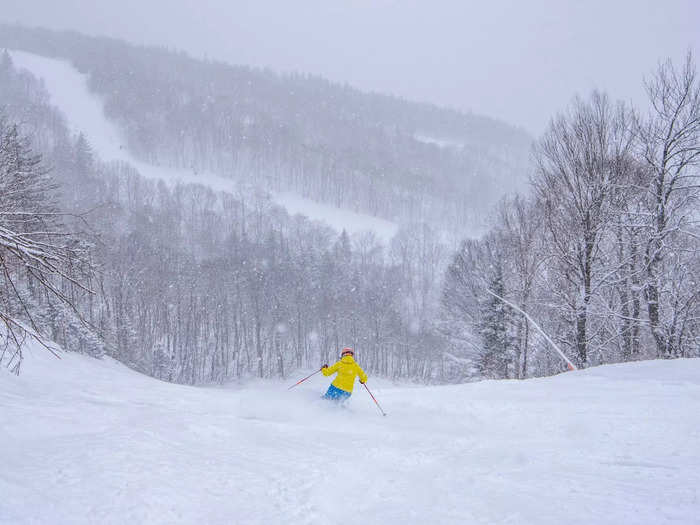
[322,364,328,369]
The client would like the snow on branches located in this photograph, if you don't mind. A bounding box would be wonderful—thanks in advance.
[0,116,95,373]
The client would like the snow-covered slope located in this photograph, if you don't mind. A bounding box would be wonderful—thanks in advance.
[2,347,699,524]
[8,50,398,242]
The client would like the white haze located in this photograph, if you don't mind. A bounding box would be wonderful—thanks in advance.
[1,0,698,134]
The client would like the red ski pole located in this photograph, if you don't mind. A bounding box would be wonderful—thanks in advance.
[288,368,323,390]
[363,383,387,416]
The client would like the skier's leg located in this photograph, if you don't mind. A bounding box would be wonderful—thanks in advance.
[322,384,351,402]
[322,384,340,400]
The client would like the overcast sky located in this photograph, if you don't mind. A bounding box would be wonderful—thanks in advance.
[2,0,698,134]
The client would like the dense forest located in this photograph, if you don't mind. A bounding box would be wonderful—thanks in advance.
[0,48,447,382]
[1,25,698,384]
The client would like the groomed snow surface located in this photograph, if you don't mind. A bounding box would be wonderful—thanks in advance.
[2,345,699,525]
[8,51,398,242]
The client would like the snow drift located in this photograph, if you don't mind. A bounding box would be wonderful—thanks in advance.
[2,345,699,524]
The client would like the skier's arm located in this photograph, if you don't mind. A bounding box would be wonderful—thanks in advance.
[322,361,341,376]
[357,365,368,384]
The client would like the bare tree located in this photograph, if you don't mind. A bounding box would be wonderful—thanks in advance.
[636,52,700,357]
[533,92,635,367]
[496,195,545,378]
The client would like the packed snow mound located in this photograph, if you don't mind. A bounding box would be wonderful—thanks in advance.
[9,50,398,242]
[2,345,699,525]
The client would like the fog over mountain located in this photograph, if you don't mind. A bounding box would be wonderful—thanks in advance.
[2,0,698,134]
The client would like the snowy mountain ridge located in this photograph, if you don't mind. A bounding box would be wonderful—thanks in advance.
[8,50,399,242]
[0,24,532,240]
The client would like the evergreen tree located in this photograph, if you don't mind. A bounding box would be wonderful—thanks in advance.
[478,259,515,379]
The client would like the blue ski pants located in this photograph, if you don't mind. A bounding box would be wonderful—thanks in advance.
[322,384,352,402]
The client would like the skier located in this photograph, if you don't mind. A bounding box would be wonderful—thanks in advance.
[321,347,368,402]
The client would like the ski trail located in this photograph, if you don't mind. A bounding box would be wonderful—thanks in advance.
[2,346,700,524]
[8,50,398,242]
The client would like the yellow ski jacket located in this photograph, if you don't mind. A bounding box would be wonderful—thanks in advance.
[322,355,368,393]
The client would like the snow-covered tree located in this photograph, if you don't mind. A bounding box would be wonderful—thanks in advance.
[532,92,635,367]
[636,52,700,357]
[0,116,96,372]
[478,258,516,378]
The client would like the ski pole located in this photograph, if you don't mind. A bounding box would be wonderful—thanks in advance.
[363,383,387,416]
[287,368,323,390]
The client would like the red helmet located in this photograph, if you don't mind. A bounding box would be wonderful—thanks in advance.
[340,347,354,357]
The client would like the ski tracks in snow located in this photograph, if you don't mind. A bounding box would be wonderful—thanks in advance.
[2,350,700,524]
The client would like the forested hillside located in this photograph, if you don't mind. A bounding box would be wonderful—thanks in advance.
[0,24,697,385]
[0,48,448,382]
[0,24,531,234]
